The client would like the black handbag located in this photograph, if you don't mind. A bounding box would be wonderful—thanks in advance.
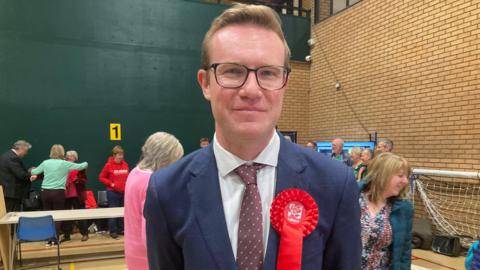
[431,235,462,257]
[22,190,41,210]
[412,218,432,250]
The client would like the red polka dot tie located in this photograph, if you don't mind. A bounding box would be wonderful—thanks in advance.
[234,163,266,270]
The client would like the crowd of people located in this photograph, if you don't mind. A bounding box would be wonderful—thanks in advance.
[0,132,184,248]
[1,135,476,269]
[308,137,411,269]
[305,138,392,181]
[306,137,412,268]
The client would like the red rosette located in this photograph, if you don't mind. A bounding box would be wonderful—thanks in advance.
[270,188,319,270]
[270,188,319,236]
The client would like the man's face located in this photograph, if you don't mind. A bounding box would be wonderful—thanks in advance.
[16,147,29,158]
[306,142,316,150]
[360,150,372,162]
[331,140,342,155]
[375,142,390,154]
[200,141,209,148]
[197,25,287,141]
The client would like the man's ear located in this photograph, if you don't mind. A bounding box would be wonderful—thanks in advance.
[197,69,211,101]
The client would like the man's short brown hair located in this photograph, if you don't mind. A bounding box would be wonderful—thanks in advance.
[201,4,291,70]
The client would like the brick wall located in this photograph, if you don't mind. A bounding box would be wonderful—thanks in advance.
[309,0,480,171]
[305,0,480,236]
[278,61,310,144]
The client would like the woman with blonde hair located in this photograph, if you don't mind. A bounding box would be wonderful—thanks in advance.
[31,144,88,246]
[358,152,413,270]
[124,132,184,270]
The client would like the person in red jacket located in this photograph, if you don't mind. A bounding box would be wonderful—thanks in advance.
[99,145,129,239]
[62,150,89,242]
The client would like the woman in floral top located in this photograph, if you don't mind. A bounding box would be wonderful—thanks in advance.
[358,152,414,270]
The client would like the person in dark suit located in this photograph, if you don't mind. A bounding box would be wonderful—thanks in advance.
[0,140,32,212]
[144,4,361,270]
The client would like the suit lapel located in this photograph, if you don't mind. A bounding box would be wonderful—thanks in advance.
[187,146,236,269]
[264,137,308,269]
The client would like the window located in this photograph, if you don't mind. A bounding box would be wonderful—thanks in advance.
[314,0,362,23]
[332,0,347,14]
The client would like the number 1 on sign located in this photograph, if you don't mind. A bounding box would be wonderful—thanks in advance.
[110,123,121,141]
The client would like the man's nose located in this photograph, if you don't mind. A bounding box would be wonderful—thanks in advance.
[238,71,262,98]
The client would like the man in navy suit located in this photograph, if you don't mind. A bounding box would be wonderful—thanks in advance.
[144,4,361,270]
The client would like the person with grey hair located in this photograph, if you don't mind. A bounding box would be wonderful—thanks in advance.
[358,148,373,180]
[124,132,184,270]
[0,140,33,212]
[62,150,89,242]
[331,138,353,167]
[375,138,394,154]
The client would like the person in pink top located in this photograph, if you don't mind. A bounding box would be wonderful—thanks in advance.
[124,132,184,270]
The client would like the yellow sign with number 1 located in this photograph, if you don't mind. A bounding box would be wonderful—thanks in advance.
[110,123,121,141]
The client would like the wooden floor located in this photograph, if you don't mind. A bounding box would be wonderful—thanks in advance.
[32,258,126,270]
[12,232,125,270]
[412,249,466,270]
[4,234,467,270]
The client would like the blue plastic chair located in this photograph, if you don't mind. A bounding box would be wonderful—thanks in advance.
[16,215,60,269]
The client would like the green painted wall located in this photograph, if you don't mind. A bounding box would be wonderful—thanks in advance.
[0,0,309,194]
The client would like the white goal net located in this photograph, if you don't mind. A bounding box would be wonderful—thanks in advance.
[412,168,480,242]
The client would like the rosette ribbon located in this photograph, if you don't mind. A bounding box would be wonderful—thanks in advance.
[270,188,319,270]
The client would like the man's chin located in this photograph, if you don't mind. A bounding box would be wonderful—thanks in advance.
[232,123,273,139]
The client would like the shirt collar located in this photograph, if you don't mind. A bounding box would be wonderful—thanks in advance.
[213,132,280,178]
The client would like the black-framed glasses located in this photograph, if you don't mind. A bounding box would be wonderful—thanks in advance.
[209,63,291,91]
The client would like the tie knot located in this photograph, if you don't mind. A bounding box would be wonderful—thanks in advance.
[234,163,265,185]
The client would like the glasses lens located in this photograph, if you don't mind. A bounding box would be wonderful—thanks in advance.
[257,66,286,90]
[215,63,247,88]
[213,63,288,90]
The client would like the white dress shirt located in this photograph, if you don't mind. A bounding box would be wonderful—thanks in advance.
[213,132,280,259]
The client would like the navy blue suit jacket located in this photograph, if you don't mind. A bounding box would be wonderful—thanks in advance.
[144,136,361,270]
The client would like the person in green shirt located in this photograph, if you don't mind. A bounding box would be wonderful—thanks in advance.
[358,148,373,180]
[330,138,353,167]
[30,144,88,246]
